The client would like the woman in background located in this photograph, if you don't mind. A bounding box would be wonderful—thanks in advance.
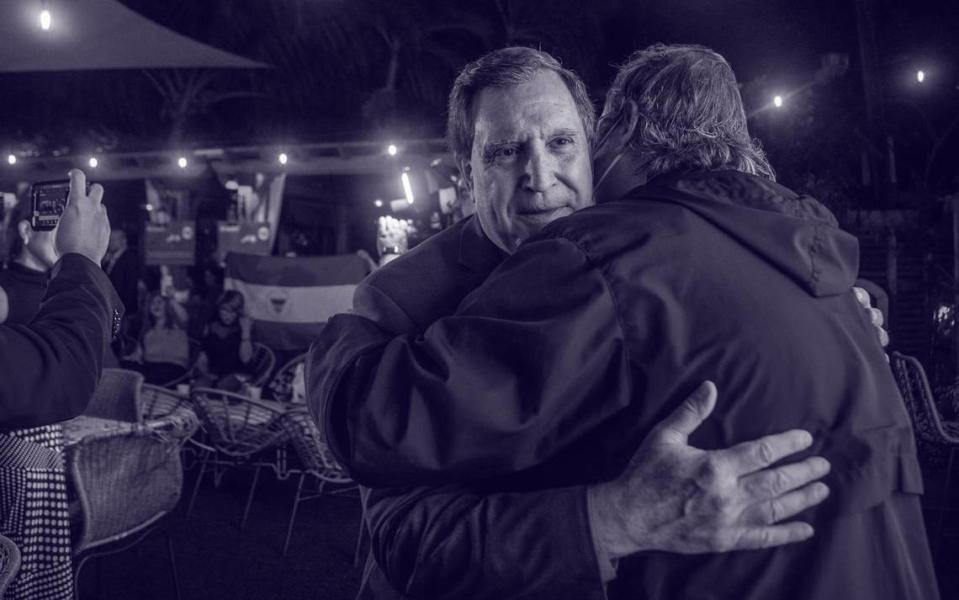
[195,290,253,390]
[124,291,190,384]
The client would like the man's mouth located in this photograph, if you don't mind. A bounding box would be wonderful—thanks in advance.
[517,206,572,224]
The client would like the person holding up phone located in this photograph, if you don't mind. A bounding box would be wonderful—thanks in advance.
[0,168,121,430]
[0,189,61,324]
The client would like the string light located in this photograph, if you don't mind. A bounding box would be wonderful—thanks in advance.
[387,144,398,156]
[374,199,383,208]
[916,70,926,83]
[6,154,16,165]
[773,95,784,108]
[39,9,52,31]
[278,152,288,165]
[88,156,98,168]
[177,156,188,169]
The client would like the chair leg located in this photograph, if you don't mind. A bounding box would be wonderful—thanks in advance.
[240,465,263,531]
[166,532,182,600]
[935,446,957,550]
[186,449,211,519]
[283,473,307,556]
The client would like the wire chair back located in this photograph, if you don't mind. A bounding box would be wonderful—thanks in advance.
[279,410,353,484]
[890,351,959,444]
[189,387,287,458]
[85,368,144,423]
[249,343,277,387]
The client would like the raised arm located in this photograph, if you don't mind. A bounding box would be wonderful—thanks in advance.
[1,169,118,430]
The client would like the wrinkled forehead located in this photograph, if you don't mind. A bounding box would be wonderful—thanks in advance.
[471,71,585,147]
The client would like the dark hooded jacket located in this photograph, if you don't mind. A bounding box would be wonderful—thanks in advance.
[310,170,937,599]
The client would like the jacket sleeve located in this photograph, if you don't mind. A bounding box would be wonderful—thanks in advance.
[307,235,631,487]
[0,253,122,431]
[364,483,609,599]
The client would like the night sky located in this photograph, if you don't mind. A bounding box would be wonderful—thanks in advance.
[0,0,954,152]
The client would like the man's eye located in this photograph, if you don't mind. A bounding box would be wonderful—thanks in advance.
[496,147,518,158]
[551,137,574,147]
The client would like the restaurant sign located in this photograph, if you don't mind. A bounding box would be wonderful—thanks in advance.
[216,221,272,261]
[144,220,196,266]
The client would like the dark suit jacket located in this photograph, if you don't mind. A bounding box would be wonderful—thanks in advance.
[1,254,123,431]
[311,172,937,599]
[313,216,609,599]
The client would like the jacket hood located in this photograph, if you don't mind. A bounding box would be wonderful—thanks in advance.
[635,171,859,297]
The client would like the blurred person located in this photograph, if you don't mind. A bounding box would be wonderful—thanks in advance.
[375,216,412,266]
[194,290,254,390]
[0,195,59,324]
[305,47,864,600]
[123,290,190,385]
[102,228,140,327]
[311,45,932,600]
[0,169,118,600]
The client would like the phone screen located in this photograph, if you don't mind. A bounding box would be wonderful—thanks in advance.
[30,180,71,231]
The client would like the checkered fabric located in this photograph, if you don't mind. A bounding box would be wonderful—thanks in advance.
[0,425,73,600]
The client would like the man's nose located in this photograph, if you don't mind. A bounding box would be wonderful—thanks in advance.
[523,145,557,192]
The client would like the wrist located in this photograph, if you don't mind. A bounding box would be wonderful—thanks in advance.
[587,482,645,560]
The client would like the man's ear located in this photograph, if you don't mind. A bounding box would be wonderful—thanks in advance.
[621,100,640,146]
[17,219,31,242]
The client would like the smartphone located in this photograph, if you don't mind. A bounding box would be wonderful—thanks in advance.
[30,179,71,231]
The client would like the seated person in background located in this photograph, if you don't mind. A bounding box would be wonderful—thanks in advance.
[0,194,57,324]
[123,290,190,384]
[194,290,253,391]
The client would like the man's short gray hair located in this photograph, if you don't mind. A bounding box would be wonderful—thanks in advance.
[599,43,776,181]
[447,46,596,165]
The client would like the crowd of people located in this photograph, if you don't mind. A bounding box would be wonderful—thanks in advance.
[0,41,940,600]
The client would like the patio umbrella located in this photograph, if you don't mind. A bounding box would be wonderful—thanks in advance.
[0,0,267,71]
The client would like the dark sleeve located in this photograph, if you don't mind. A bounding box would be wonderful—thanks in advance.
[307,235,631,486]
[364,483,607,600]
[0,253,122,431]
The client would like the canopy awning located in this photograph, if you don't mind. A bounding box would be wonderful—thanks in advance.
[0,0,267,71]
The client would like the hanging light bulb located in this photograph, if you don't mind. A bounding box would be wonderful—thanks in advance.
[177,156,188,169]
[39,8,52,31]
[6,154,16,165]
[278,152,288,165]
[773,95,784,108]
[88,156,99,168]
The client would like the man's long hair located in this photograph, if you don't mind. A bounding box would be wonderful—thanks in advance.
[599,44,775,181]
[447,46,596,165]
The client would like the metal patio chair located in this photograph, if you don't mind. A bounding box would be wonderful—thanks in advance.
[890,351,959,546]
[185,387,289,529]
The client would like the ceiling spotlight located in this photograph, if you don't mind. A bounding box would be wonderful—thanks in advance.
[916,70,926,83]
[387,144,398,156]
[6,154,16,165]
[39,9,52,31]
[88,156,99,168]
[278,152,288,165]
[401,172,414,204]
[177,156,188,169]
[374,199,383,208]
[773,95,784,108]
